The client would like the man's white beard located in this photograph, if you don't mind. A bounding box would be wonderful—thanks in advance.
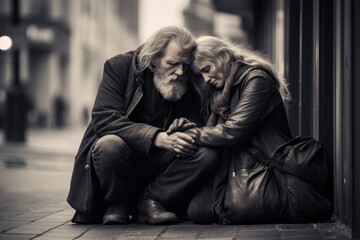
[154,75,188,101]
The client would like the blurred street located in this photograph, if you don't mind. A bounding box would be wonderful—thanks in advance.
[1,0,360,238]
[0,128,352,240]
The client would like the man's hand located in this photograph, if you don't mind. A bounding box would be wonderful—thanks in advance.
[166,117,197,135]
[154,132,197,157]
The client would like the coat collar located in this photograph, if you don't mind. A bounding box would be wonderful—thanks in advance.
[232,63,254,87]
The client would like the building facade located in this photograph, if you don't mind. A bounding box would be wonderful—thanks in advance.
[0,0,139,129]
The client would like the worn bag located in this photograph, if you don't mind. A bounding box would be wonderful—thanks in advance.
[213,136,332,224]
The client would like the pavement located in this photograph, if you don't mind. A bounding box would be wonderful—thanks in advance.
[0,127,354,240]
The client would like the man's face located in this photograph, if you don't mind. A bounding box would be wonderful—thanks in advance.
[152,40,191,101]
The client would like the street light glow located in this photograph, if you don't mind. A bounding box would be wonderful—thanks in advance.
[0,35,13,51]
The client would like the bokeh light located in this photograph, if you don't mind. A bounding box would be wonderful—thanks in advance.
[0,35,13,51]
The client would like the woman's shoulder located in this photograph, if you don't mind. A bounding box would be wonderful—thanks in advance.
[234,66,275,88]
[246,67,273,79]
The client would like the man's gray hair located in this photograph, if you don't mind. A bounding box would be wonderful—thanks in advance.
[137,26,196,72]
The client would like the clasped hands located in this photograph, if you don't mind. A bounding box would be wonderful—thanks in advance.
[154,118,197,158]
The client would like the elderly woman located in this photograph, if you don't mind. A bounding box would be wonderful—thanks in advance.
[167,35,293,224]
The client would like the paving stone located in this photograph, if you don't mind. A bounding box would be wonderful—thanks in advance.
[5,222,62,235]
[0,210,25,220]
[118,224,166,239]
[0,220,29,232]
[115,225,164,240]
[5,212,50,221]
[319,231,351,239]
[127,223,167,231]
[157,225,201,239]
[237,224,277,231]
[29,206,67,213]
[33,215,70,224]
[32,237,74,240]
[117,235,160,240]
[77,225,131,239]
[1,204,33,212]
[46,210,74,221]
[157,236,197,240]
[54,208,74,216]
[39,229,88,238]
[199,232,237,239]
[279,236,322,240]
[198,226,238,239]
[279,229,321,239]
[37,223,94,238]
[276,223,314,231]
[237,229,279,239]
[201,225,238,231]
[198,238,234,240]
[235,238,279,240]
[314,222,352,239]
[0,233,37,240]
[158,232,200,238]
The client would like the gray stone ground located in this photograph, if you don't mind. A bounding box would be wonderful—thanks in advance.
[0,128,353,239]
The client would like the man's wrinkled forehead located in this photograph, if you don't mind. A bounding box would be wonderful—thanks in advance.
[163,40,192,61]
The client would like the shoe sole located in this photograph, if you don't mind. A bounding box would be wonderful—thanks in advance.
[103,214,130,225]
[137,213,178,225]
[103,220,129,225]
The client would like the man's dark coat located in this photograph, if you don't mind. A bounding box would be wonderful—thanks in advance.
[67,48,202,222]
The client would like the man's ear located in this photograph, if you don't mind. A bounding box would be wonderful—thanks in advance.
[150,58,159,72]
[151,63,156,71]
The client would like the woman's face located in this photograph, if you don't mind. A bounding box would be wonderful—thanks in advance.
[197,63,225,89]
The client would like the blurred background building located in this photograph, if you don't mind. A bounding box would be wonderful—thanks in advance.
[0,0,139,130]
[0,0,359,238]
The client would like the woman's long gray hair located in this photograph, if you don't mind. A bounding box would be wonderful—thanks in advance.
[192,36,291,117]
[137,26,196,72]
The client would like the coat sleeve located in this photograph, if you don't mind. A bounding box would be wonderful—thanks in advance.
[91,56,161,155]
[185,72,275,148]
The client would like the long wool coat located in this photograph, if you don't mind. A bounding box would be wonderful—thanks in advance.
[67,48,202,222]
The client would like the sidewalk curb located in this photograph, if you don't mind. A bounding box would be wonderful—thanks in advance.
[0,127,84,158]
[0,144,76,158]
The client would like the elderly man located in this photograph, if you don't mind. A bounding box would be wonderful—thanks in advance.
[67,26,220,225]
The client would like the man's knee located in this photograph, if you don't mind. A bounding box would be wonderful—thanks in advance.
[92,135,131,165]
[194,147,221,171]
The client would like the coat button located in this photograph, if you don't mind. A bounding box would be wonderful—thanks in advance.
[85,164,90,170]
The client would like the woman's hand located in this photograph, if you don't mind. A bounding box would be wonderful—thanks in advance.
[154,132,197,157]
[166,117,197,135]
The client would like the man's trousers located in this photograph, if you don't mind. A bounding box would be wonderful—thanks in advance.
[91,134,220,214]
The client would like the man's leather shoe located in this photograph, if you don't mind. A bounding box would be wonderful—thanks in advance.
[103,203,131,225]
[137,197,178,224]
